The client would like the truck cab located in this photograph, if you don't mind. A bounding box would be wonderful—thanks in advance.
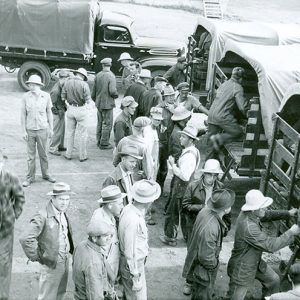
[93,11,186,76]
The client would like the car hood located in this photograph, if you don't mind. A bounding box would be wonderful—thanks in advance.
[135,36,186,55]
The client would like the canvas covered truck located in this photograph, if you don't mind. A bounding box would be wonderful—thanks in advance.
[0,0,185,90]
[185,16,300,105]
[208,42,300,181]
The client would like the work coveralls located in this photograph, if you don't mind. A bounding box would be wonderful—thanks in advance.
[182,207,227,300]
[207,77,248,145]
[163,64,186,88]
[92,69,118,147]
[139,88,162,117]
[227,210,295,299]
[124,81,147,120]
[113,111,133,146]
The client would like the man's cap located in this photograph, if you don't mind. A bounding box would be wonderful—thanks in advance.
[47,182,75,196]
[87,210,115,237]
[241,189,273,211]
[132,180,161,203]
[58,69,70,78]
[164,84,175,96]
[139,69,152,79]
[100,57,112,66]
[150,107,164,121]
[154,76,168,83]
[119,144,143,160]
[121,96,138,109]
[179,125,199,140]
[177,82,190,91]
[177,57,187,63]
[199,159,223,174]
[26,74,44,86]
[97,185,126,205]
[231,67,246,80]
[207,189,236,212]
[171,106,192,121]
[133,116,152,128]
[118,52,134,61]
[74,68,88,81]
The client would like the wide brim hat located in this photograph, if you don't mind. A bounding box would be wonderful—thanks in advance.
[207,189,235,212]
[199,159,223,174]
[47,182,75,196]
[97,185,127,204]
[74,68,88,81]
[119,144,143,160]
[179,125,199,140]
[171,107,192,121]
[164,84,176,96]
[26,74,44,86]
[132,180,161,203]
[241,189,273,211]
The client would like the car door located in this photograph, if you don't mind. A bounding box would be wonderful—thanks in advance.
[94,25,134,75]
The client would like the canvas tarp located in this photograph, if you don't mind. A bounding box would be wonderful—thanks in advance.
[279,83,300,112]
[195,16,300,90]
[0,0,100,55]
[220,41,300,142]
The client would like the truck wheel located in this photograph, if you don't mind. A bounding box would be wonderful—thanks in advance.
[18,61,51,91]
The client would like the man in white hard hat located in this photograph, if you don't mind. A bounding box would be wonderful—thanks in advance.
[118,180,161,300]
[113,96,138,146]
[21,74,56,187]
[62,67,92,161]
[118,52,134,90]
[181,159,227,296]
[227,189,300,300]
[124,69,152,120]
[92,58,118,150]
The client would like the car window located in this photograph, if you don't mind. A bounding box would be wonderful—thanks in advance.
[103,25,131,43]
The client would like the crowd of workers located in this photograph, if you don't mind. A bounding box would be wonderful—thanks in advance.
[1,51,300,300]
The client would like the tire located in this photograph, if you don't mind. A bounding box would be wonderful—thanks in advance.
[18,61,51,91]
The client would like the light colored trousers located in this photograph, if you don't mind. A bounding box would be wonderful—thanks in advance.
[38,255,69,300]
[65,106,88,160]
[0,232,14,300]
[49,113,65,152]
[120,256,147,300]
[26,129,49,180]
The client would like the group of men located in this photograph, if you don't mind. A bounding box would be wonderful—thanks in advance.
[2,51,300,300]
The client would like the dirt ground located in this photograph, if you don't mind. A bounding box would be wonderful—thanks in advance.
[1,1,298,299]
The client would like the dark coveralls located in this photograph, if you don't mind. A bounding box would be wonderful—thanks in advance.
[227,210,295,299]
[124,81,147,120]
[113,111,132,146]
[163,64,186,88]
[207,77,248,145]
[91,69,118,147]
[139,88,162,117]
[182,207,227,300]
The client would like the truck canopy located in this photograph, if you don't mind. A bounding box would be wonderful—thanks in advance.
[0,0,100,55]
[194,16,300,89]
[220,41,300,142]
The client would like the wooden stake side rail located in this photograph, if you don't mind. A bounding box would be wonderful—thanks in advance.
[262,115,300,213]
